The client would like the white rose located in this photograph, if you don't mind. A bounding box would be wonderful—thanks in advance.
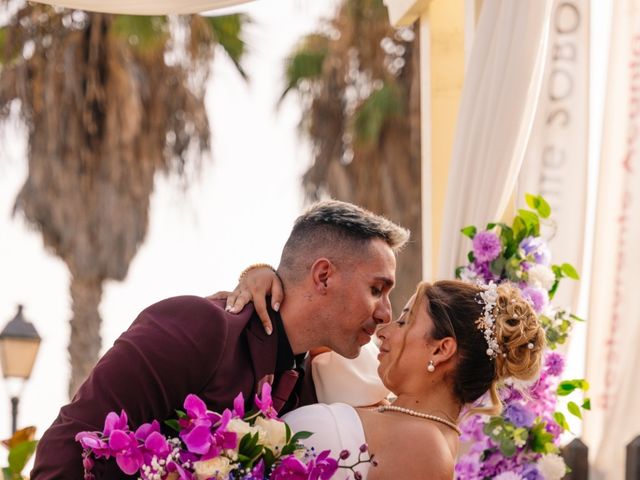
[194,456,234,480]
[527,264,555,290]
[537,453,567,480]
[226,418,265,442]
[254,417,288,453]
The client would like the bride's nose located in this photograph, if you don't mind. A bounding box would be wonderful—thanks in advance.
[376,323,389,340]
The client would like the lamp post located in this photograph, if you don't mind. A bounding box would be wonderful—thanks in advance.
[0,305,41,433]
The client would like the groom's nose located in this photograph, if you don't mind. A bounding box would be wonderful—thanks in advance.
[373,294,392,325]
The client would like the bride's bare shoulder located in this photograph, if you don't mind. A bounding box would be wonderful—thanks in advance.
[366,420,455,480]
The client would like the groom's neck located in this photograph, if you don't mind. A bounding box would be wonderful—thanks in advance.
[278,295,318,356]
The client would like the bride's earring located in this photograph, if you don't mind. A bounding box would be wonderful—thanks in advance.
[427,360,435,373]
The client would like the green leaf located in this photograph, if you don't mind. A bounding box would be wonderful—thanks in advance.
[525,193,539,209]
[8,440,38,474]
[582,398,591,410]
[499,437,516,457]
[164,419,180,432]
[570,313,586,322]
[561,263,580,280]
[468,251,476,263]
[461,225,477,239]
[536,196,552,218]
[206,14,250,79]
[490,256,506,276]
[557,382,577,396]
[290,430,313,444]
[486,223,497,230]
[567,401,582,419]
[553,412,570,432]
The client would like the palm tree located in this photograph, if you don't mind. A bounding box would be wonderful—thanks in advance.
[282,0,421,311]
[0,3,248,397]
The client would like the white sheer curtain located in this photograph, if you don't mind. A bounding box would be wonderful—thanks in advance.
[28,0,253,14]
[584,0,640,478]
[437,0,553,279]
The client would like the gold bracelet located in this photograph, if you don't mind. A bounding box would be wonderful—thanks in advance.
[238,263,276,282]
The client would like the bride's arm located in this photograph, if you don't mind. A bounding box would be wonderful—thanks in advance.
[207,264,283,335]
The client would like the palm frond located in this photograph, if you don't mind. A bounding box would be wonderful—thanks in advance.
[204,13,250,79]
[111,15,169,54]
[352,81,403,146]
[280,33,329,102]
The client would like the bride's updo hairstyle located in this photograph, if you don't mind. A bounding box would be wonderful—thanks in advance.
[421,280,545,414]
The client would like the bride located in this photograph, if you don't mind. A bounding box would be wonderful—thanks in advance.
[216,273,545,479]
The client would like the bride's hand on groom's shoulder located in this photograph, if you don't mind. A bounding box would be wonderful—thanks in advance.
[206,265,283,335]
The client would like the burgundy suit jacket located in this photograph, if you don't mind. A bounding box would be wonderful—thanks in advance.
[31,296,316,479]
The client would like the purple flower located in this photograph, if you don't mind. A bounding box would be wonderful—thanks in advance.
[545,419,563,439]
[75,432,111,458]
[504,403,536,428]
[108,430,143,475]
[519,237,551,265]
[455,458,481,479]
[472,261,499,283]
[308,450,339,480]
[233,392,245,418]
[103,410,129,437]
[255,382,278,419]
[473,231,502,262]
[521,463,544,480]
[521,286,548,314]
[544,352,565,376]
[271,455,309,480]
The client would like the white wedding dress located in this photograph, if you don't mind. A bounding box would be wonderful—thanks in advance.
[280,342,389,479]
[282,403,370,479]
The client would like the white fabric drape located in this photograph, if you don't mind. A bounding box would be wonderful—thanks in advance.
[437,0,553,278]
[517,0,590,313]
[28,0,254,15]
[584,0,640,477]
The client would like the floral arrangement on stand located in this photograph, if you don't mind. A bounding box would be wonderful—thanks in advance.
[454,194,590,480]
[77,383,372,480]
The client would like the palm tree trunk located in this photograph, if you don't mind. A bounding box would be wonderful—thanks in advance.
[68,276,103,398]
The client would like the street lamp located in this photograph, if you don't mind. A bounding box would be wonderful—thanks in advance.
[0,305,41,433]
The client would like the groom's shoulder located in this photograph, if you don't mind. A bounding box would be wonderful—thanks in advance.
[132,295,255,336]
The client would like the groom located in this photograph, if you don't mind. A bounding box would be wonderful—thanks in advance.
[31,200,409,479]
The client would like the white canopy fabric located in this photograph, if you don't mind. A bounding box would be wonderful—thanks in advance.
[437,0,553,278]
[28,0,254,15]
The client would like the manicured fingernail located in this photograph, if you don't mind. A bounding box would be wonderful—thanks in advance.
[225,304,232,311]
[266,326,273,336]
[273,303,280,312]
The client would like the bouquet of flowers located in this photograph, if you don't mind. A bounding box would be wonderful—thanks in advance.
[76,383,372,480]
[454,194,589,480]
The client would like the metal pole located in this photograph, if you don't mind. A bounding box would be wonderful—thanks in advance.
[10,396,18,434]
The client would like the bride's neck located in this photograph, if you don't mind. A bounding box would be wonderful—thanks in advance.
[391,387,461,422]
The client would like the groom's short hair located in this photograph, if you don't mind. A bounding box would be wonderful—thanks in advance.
[278,200,409,283]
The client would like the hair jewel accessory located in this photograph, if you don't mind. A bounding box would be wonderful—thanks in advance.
[475,282,501,359]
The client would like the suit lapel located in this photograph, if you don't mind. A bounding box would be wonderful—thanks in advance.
[246,314,278,395]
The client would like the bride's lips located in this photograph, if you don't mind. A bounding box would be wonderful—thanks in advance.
[377,346,390,360]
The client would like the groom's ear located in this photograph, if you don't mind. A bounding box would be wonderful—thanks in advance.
[310,258,334,294]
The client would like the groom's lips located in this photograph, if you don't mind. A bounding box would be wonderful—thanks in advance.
[363,327,376,337]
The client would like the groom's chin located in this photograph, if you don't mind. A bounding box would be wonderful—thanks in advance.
[342,344,362,359]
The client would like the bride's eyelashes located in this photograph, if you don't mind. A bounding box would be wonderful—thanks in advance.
[395,308,410,326]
